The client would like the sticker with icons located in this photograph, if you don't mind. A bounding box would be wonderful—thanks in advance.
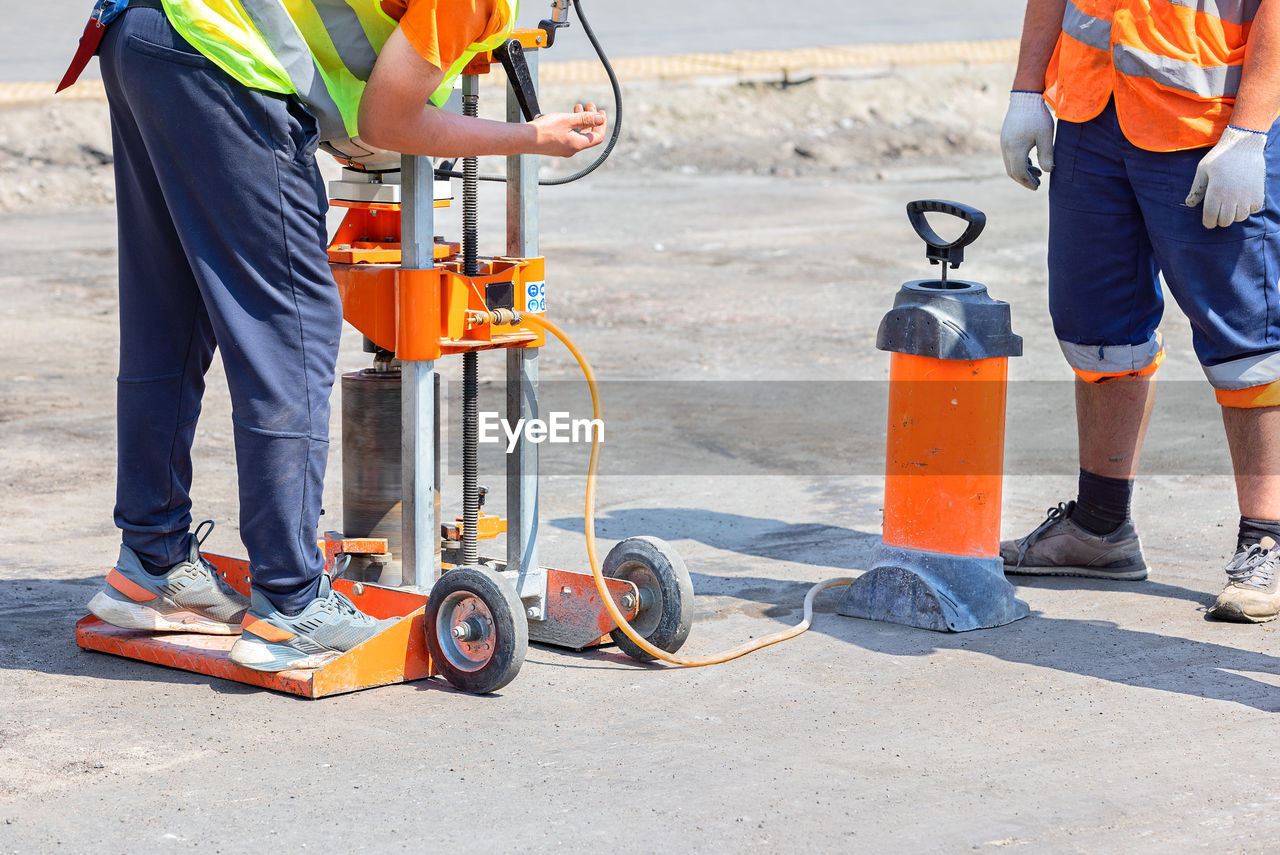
[525,280,546,313]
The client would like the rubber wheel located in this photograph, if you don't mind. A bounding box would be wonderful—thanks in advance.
[603,536,694,661]
[425,566,527,694]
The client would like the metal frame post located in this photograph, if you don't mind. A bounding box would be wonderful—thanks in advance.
[506,50,544,617]
[401,154,438,589]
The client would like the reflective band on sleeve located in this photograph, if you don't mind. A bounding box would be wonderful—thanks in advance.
[312,0,379,79]
[1063,1,1113,52]
[1166,0,1260,27]
[1113,42,1241,99]
[1203,351,1280,390]
[1059,335,1164,376]
[238,1,349,139]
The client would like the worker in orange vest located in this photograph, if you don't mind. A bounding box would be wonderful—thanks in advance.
[999,0,1280,622]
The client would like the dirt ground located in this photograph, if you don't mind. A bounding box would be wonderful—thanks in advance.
[0,64,1009,210]
[2,62,1278,852]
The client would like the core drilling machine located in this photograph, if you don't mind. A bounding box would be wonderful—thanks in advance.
[77,0,697,698]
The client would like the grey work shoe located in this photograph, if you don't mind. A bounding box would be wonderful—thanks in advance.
[87,520,249,634]
[228,574,396,672]
[1001,501,1149,581]
[1208,538,1280,624]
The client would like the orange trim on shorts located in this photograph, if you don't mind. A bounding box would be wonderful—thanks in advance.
[1073,347,1166,384]
[1215,380,1280,408]
[242,616,295,643]
[106,568,156,603]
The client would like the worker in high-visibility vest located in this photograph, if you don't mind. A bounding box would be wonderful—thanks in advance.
[999,1,1280,623]
[76,0,606,671]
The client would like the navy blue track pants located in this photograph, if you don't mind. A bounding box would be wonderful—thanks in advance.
[100,7,340,612]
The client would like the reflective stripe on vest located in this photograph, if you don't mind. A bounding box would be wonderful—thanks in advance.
[1045,0,1258,151]
[1166,0,1260,28]
[162,0,516,142]
[1062,1,1111,51]
[234,0,354,139]
[1113,42,1242,100]
[428,22,512,107]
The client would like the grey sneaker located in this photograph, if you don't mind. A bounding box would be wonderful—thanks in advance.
[1001,501,1149,581]
[1208,537,1280,623]
[87,520,249,634]
[228,574,396,672]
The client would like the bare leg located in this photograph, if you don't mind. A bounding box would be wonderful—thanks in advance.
[1222,405,1280,519]
[998,374,1154,578]
[1076,373,1157,479]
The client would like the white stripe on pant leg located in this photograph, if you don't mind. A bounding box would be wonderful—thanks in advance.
[1058,336,1163,375]
[1204,350,1280,390]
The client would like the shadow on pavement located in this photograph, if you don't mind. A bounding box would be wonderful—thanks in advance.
[6,529,1275,711]
[551,507,1280,712]
[0,576,361,699]
[0,575,258,690]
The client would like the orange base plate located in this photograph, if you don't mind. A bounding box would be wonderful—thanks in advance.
[75,554,436,698]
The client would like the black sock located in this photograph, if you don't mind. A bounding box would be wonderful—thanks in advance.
[1236,516,1280,553]
[1070,468,1133,535]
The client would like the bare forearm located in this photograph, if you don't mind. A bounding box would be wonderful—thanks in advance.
[1231,0,1280,132]
[1012,0,1068,91]
[364,107,539,158]
[358,28,605,160]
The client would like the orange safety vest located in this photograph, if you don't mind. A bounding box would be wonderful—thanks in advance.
[1044,0,1259,152]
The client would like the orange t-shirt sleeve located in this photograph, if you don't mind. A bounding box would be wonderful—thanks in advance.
[392,0,500,72]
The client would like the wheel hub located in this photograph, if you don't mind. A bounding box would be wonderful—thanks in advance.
[436,591,495,672]
[452,616,487,641]
[611,561,662,636]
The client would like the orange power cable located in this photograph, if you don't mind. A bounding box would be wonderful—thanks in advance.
[520,313,853,667]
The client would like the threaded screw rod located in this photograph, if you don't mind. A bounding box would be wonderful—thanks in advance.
[461,81,481,564]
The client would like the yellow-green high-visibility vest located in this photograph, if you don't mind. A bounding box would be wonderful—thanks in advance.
[159,0,518,142]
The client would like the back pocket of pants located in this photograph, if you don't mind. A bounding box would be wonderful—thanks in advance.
[126,33,218,70]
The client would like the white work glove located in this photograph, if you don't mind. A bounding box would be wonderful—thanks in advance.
[1000,91,1056,190]
[1184,126,1268,229]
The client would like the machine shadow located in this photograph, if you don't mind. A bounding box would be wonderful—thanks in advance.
[1,573,643,696]
[549,507,1207,604]
[10,553,1275,709]
[549,507,1279,712]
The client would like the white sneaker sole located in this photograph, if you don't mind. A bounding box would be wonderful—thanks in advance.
[87,591,241,635]
[227,636,341,672]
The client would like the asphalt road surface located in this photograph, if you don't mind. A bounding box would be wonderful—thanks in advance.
[3,153,1277,852]
[3,27,1278,852]
[8,0,1025,81]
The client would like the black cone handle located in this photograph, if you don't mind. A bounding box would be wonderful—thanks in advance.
[906,200,986,269]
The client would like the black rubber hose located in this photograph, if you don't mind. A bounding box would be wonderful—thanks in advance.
[537,0,622,186]
[436,0,621,185]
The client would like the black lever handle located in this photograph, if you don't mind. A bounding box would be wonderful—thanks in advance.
[905,199,986,272]
[538,17,571,48]
[495,39,542,122]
